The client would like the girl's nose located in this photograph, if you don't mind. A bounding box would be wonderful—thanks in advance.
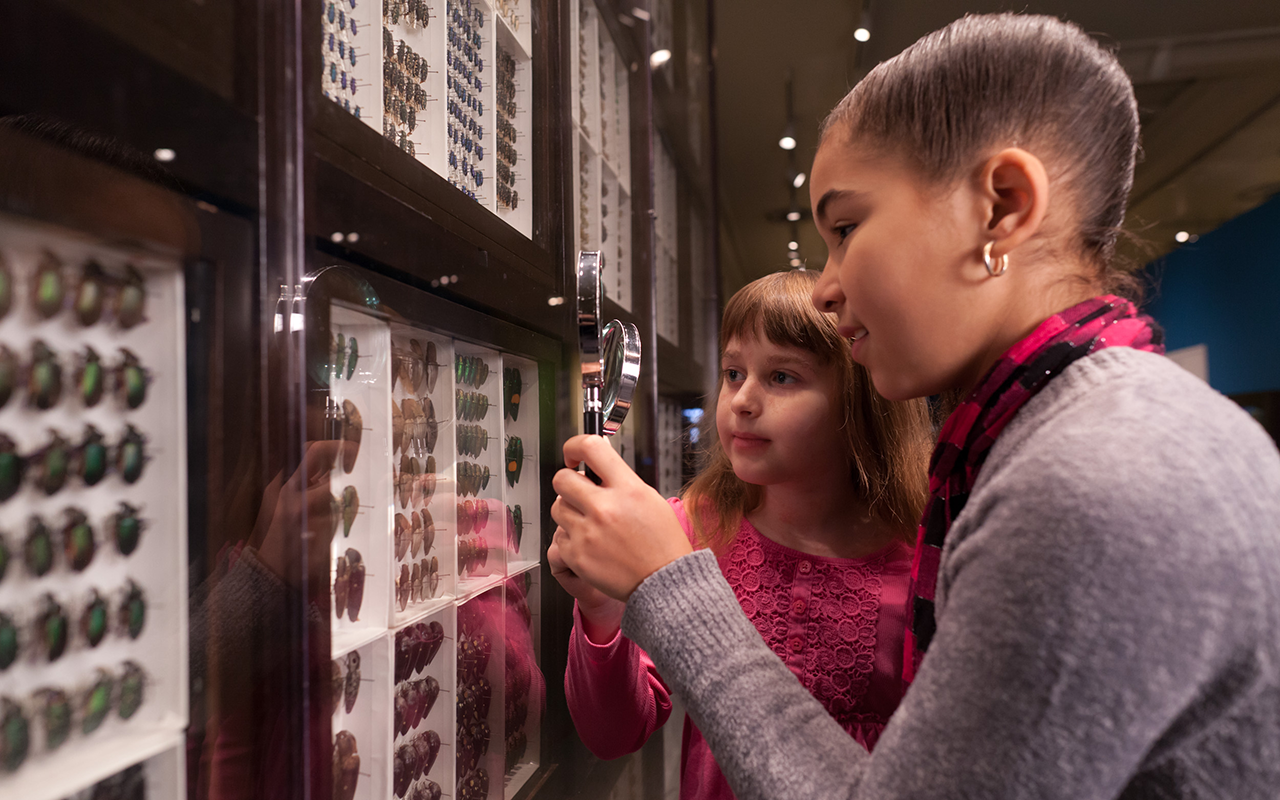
[730,378,760,415]
[812,266,843,313]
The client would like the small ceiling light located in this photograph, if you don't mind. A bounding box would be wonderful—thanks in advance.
[330,232,344,243]
[547,296,565,306]
[153,148,176,162]
[779,118,797,151]
[786,210,802,222]
[1175,231,1190,243]
[792,171,806,189]
[789,258,803,267]
[855,10,872,43]
[788,240,799,250]
[650,49,672,69]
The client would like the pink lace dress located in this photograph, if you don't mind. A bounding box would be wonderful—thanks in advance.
[565,498,913,800]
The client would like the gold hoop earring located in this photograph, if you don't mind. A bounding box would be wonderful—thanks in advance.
[983,242,1009,277]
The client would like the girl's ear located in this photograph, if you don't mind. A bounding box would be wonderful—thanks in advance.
[980,148,1050,260]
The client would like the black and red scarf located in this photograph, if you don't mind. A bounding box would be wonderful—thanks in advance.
[903,295,1164,684]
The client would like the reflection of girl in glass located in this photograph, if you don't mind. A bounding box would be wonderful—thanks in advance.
[555,270,933,798]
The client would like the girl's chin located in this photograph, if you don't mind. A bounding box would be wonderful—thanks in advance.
[730,463,779,487]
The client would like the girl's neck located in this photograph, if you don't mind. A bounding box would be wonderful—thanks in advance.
[958,270,1105,397]
[747,476,902,561]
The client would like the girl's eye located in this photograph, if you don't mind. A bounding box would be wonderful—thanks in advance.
[773,371,796,385]
[833,223,857,243]
[724,368,743,382]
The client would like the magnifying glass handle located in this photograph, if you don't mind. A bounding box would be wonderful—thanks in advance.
[583,411,604,484]
[583,386,604,485]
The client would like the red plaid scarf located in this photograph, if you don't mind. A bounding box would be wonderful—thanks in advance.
[903,295,1164,684]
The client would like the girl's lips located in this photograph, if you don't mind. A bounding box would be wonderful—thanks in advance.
[732,433,769,448]
[850,333,868,361]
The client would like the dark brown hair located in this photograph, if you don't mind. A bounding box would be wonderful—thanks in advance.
[683,270,932,551]
[820,14,1141,295]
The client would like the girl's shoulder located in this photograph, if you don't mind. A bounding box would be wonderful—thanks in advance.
[666,496,699,549]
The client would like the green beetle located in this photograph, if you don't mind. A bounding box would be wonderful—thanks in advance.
[78,346,105,407]
[81,670,114,735]
[36,594,68,662]
[38,688,72,750]
[116,349,148,409]
[0,698,29,772]
[62,508,95,572]
[111,502,144,556]
[120,581,147,640]
[115,266,147,329]
[28,340,63,410]
[24,517,54,578]
[117,661,146,720]
[81,589,109,647]
[117,425,147,484]
[32,251,64,319]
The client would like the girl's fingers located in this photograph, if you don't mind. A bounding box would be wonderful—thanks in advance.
[562,434,629,485]
[550,490,587,527]
[552,467,600,512]
[546,536,577,577]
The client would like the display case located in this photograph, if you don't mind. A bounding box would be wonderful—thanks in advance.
[305,265,554,800]
[321,0,534,235]
[0,173,190,799]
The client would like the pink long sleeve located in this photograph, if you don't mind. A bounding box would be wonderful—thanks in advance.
[564,601,674,759]
[563,499,696,759]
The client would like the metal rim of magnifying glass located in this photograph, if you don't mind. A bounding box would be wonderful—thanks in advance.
[577,251,604,388]
[601,319,641,436]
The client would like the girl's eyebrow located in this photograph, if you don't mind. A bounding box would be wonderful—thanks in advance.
[767,353,816,371]
[815,188,865,224]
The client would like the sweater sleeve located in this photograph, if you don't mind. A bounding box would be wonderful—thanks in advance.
[564,600,674,760]
[620,356,1280,800]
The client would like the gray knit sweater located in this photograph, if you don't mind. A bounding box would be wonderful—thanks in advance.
[622,348,1280,800]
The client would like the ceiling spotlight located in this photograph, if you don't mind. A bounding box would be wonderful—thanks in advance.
[650,49,671,69]
[1175,231,1190,243]
[792,171,806,188]
[779,119,797,151]
[153,148,176,162]
[788,240,799,250]
[786,210,802,222]
[789,258,803,267]
[854,27,871,42]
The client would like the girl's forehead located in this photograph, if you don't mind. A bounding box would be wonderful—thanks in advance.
[723,333,817,362]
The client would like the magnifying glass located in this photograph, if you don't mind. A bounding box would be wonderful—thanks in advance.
[600,319,641,435]
[576,251,642,483]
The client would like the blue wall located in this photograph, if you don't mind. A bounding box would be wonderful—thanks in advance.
[1144,193,1280,396]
